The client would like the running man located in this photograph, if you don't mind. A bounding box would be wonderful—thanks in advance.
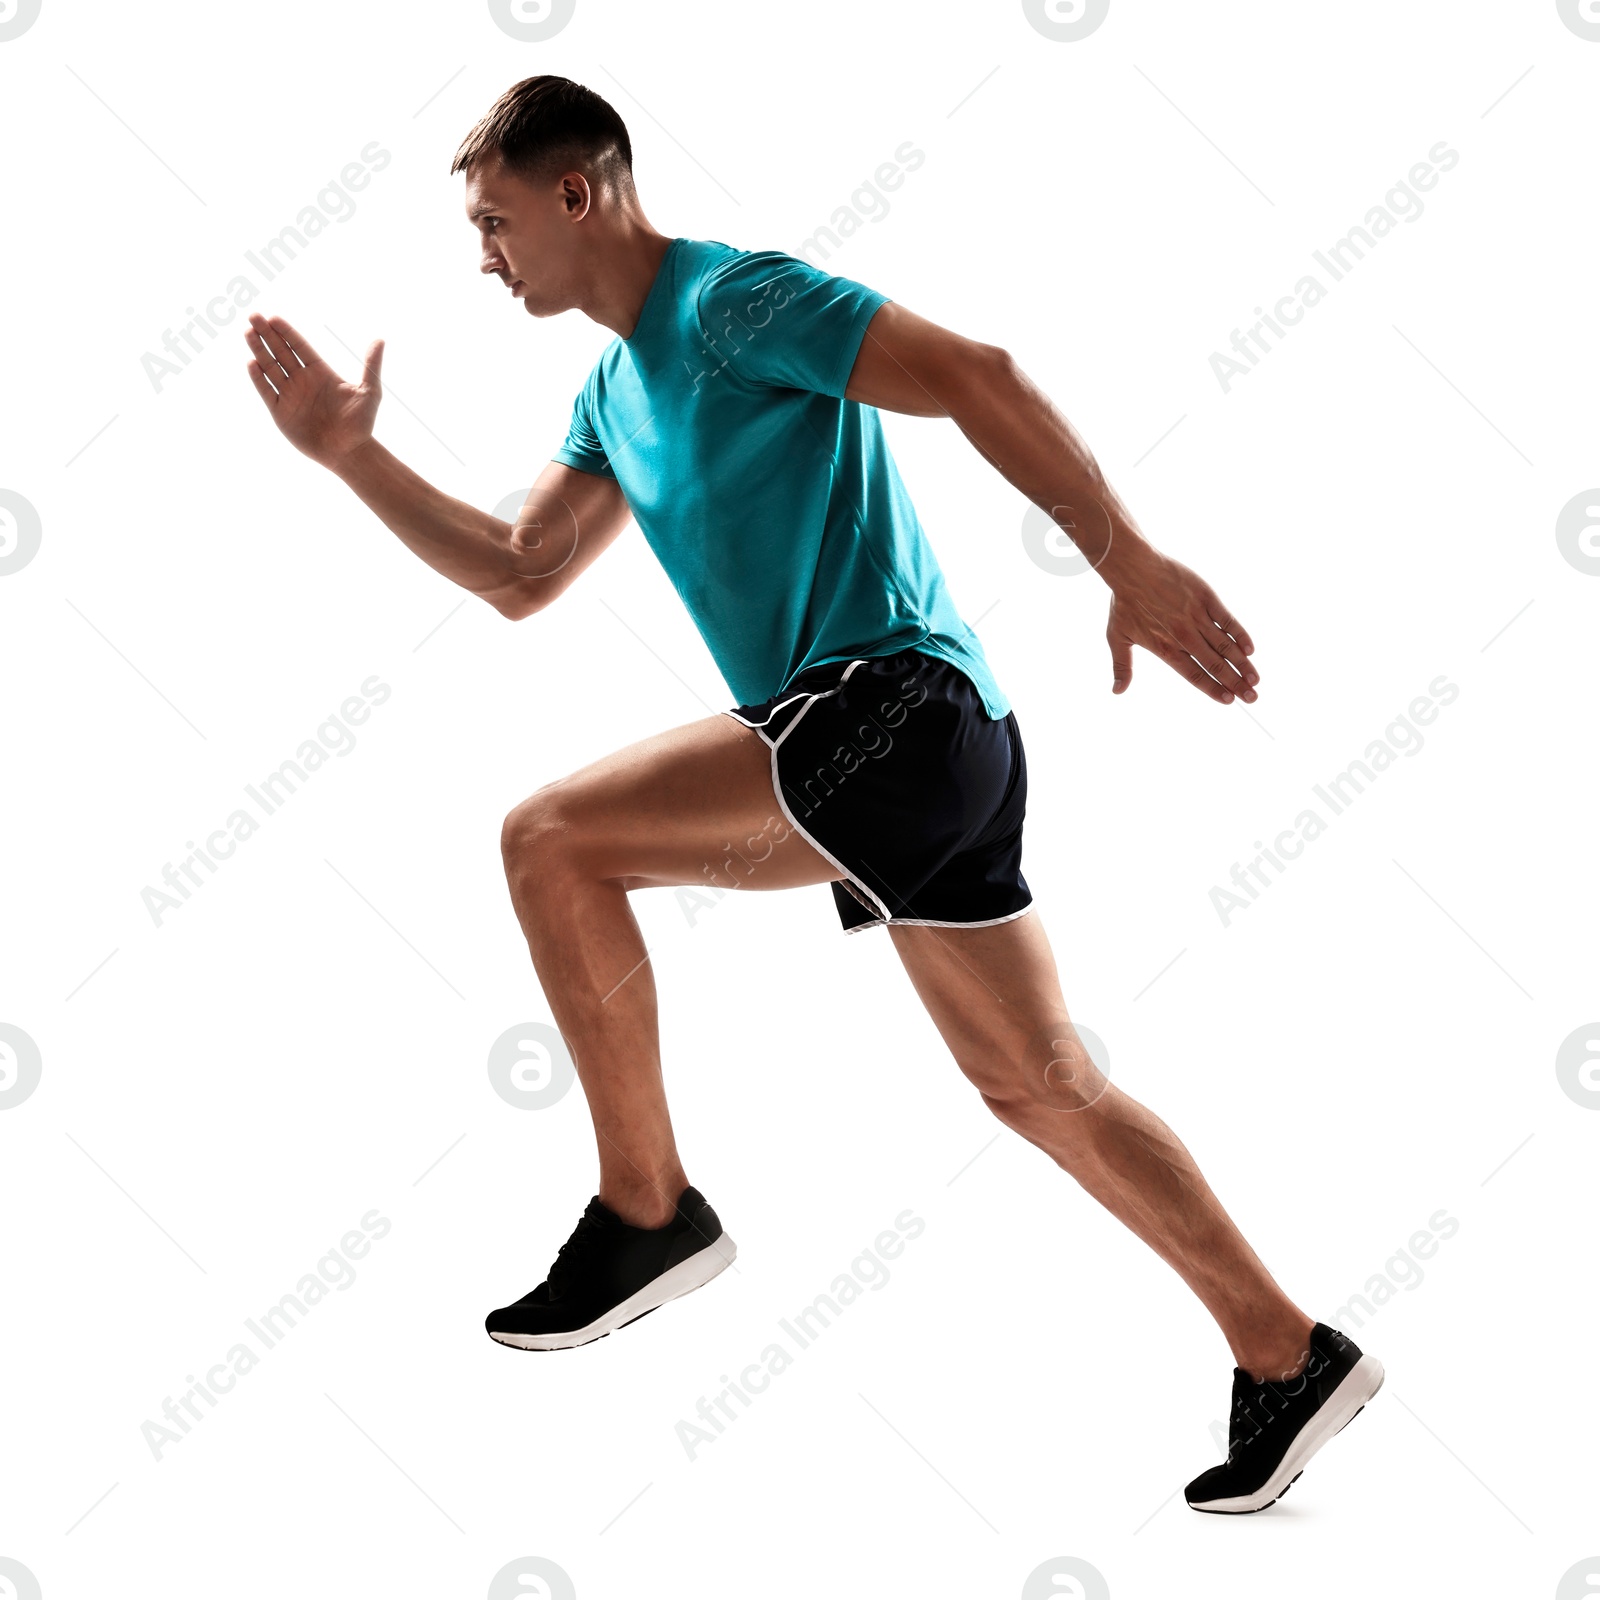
[242,75,1383,1514]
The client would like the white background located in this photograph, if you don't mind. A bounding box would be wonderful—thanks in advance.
[1,1,1595,1596]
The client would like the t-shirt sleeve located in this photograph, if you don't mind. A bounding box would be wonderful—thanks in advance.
[695,250,890,398]
[550,368,615,479]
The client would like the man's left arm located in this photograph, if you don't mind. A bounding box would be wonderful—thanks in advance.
[844,301,1259,707]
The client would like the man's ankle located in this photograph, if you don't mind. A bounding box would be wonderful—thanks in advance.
[1238,1318,1317,1383]
[600,1178,687,1229]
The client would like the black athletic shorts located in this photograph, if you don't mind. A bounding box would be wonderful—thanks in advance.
[722,648,1033,934]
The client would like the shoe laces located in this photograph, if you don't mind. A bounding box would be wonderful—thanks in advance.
[548,1209,610,1292]
[1228,1372,1276,1454]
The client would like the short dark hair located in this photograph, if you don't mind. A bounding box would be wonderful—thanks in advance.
[451,75,634,196]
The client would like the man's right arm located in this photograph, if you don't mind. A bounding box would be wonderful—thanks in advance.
[243,311,631,619]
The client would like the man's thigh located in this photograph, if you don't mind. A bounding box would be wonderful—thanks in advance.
[512,713,843,893]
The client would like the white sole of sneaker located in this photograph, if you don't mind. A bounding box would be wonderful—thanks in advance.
[488,1232,738,1351]
[1187,1352,1386,1514]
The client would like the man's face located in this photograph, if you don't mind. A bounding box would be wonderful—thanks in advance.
[465,152,584,318]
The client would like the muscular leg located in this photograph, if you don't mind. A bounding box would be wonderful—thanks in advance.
[501,714,839,1228]
[889,911,1316,1382]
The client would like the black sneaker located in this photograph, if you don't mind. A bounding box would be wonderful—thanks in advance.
[1184,1321,1384,1513]
[485,1185,735,1351]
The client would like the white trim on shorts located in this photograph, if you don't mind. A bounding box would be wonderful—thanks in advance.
[722,688,814,731]
[719,659,899,924]
[840,903,1036,936]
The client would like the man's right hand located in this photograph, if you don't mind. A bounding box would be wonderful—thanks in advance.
[244,312,383,471]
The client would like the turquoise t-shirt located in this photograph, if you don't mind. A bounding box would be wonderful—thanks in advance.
[551,236,1010,719]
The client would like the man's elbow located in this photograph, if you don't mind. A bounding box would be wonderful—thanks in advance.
[946,341,1017,411]
[928,340,1011,412]
[978,342,1017,384]
[938,342,1018,427]
[489,581,549,622]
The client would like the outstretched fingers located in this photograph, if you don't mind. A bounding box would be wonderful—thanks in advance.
[264,314,337,379]
[1205,588,1255,659]
[1148,633,1237,704]
[245,313,330,393]
[1200,598,1259,698]
[1109,615,1250,705]
[245,357,281,409]
[244,323,299,391]
[1174,621,1255,701]
[1213,621,1259,694]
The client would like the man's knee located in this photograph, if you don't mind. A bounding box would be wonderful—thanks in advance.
[501,784,579,886]
[975,1022,1111,1117]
